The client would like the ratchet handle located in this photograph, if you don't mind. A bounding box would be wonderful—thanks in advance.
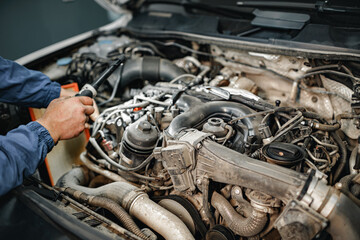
[75,89,94,98]
[76,84,97,98]
[76,55,126,99]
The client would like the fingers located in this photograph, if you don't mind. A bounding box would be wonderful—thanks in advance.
[84,105,95,116]
[77,96,94,106]
[90,99,100,121]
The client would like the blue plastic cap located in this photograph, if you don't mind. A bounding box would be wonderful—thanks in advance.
[57,57,72,66]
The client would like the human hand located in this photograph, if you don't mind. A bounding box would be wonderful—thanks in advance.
[60,88,77,98]
[37,96,95,144]
[60,88,99,123]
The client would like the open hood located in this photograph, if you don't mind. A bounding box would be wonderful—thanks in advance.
[96,0,360,14]
[95,0,360,56]
[94,0,141,13]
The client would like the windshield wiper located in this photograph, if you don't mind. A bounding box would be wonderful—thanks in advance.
[237,1,360,14]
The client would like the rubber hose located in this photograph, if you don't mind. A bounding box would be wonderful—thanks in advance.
[211,192,267,237]
[331,132,347,182]
[63,187,148,239]
[340,174,360,198]
[57,168,195,240]
[351,184,360,198]
[119,56,186,88]
[176,95,203,111]
[230,95,275,111]
[167,101,260,138]
[88,175,112,188]
[340,174,356,191]
[312,122,341,131]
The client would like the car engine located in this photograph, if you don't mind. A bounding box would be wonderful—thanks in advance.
[32,33,360,240]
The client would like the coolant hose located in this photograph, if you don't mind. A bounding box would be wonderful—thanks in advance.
[120,56,186,88]
[167,101,260,138]
[61,187,148,239]
[211,192,267,237]
[340,174,360,198]
[312,122,341,131]
[57,168,194,240]
[331,132,347,182]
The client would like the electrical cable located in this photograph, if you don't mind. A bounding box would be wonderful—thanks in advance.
[89,137,158,172]
[97,64,124,106]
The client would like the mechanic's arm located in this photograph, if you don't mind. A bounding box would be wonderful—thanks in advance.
[0,56,70,108]
[0,97,94,196]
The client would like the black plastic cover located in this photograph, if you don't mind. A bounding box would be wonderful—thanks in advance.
[252,9,310,30]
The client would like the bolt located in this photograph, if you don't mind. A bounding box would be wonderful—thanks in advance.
[234,188,240,195]
[196,179,202,185]
[311,96,318,103]
[196,143,202,149]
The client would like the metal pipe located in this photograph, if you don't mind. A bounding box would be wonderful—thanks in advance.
[196,139,308,202]
[33,177,143,240]
[129,194,195,240]
[197,138,360,239]
[60,187,148,239]
[57,168,194,240]
[80,152,128,183]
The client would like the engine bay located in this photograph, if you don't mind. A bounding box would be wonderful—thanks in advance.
[26,32,360,240]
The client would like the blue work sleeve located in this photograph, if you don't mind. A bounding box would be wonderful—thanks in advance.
[0,56,61,108]
[0,121,54,196]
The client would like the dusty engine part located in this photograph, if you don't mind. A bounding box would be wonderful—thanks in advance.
[211,191,268,237]
[261,142,306,167]
[205,225,235,240]
[156,129,360,239]
[157,130,307,201]
[34,32,360,240]
[202,117,229,138]
[57,167,195,240]
[245,189,281,214]
[121,120,159,167]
